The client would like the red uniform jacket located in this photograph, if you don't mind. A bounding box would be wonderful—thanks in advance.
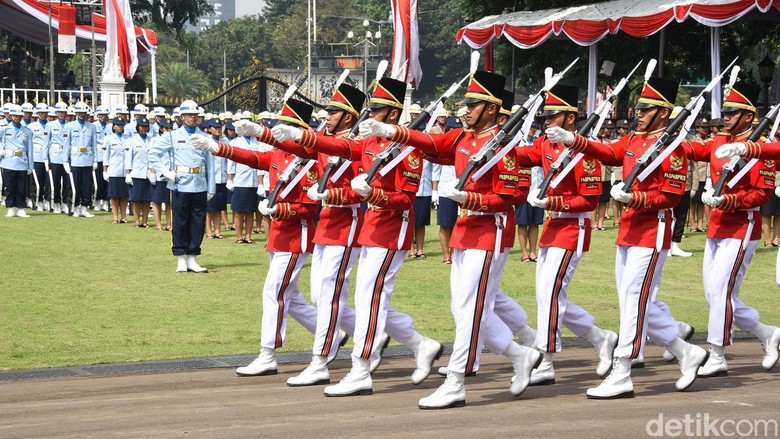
[298,129,419,250]
[215,142,319,253]
[390,125,517,252]
[683,130,773,240]
[516,135,601,251]
[568,128,686,249]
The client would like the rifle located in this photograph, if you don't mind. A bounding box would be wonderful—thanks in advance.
[455,58,580,190]
[267,157,314,208]
[623,57,739,189]
[363,51,481,182]
[712,102,780,196]
[535,60,643,199]
[316,69,351,133]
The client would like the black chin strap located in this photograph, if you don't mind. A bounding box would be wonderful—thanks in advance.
[645,108,662,132]
[471,104,487,130]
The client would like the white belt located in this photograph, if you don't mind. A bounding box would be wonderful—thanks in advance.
[558,211,591,256]
[176,165,203,174]
[326,203,361,247]
[656,209,670,252]
[742,208,759,250]
[397,210,410,250]
[462,210,508,259]
[301,220,309,253]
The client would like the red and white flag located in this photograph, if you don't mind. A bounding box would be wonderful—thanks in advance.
[390,0,422,87]
[103,0,138,80]
[58,5,76,54]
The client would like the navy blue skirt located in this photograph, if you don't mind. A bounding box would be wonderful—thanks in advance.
[151,182,171,204]
[436,197,459,227]
[515,202,544,226]
[413,196,432,226]
[129,178,153,202]
[231,186,258,212]
[107,177,129,199]
[207,183,228,211]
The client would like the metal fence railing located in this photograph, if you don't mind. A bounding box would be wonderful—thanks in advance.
[0,85,149,106]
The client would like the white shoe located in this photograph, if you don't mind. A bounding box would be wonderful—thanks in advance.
[186,255,208,273]
[325,330,350,366]
[324,357,372,397]
[437,366,476,377]
[663,322,694,362]
[71,205,81,217]
[530,352,555,386]
[673,340,708,391]
[287,356,330,387]
[62,204,70,214]
[82,206,94,218]
[595,330,618,378]
[43,201,50,211]
[631,357,645,368]
[760,326,780,370]
[587,358,634,399]
[236,348,277,376]
[26,198,33,208]
[52,203,62,214]
[515,324,537,348]
[36,204,44,212]
[670,241,692,257]
[5,207,16,217]
[176,256,188,273]
[369,333,390,373]
[15,208,30,218]
[697,346,728,377]
[418,372,466,409]
[505,343,542,396]
[411,338,443,385]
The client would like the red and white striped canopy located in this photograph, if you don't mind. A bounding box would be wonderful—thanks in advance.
[456,0,778,49]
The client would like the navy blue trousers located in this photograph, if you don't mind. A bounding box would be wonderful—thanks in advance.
[171,191,207,256]
[2,169,27,208]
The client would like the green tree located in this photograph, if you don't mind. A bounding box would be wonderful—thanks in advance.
[130,0,214,40]
[157,62,209,99]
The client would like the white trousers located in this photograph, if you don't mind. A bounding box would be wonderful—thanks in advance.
[310,244,359,361]
[614,246,679,359]
[351,246,415,361]
[483,250,528,356]
[261,252,318,350]
[447,248,507,374]
[703,238,760,346]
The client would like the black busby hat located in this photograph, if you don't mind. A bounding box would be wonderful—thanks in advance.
[462,70,506,105]
[500,90,514,116]
[325,83,366,117]
[721,82,760,114]
[277,98,314,129]
[636,76,679,110]
[541,84,579,117]
[369,77,407,109]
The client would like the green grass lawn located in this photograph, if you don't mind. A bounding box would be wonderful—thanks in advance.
[1,206,778,371]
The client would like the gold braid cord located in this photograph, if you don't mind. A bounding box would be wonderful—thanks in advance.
[218,142,233,160]
[326,188,346,205]
[568,133,589,152]
[720,193,739,210]
[546,195,566,211]
[743,141,761,159]
[462,192,487,211]
[391,126,411,145]
[273,202,296,220]
[626,191,647,209]
[257,127,277,146]
[299,130,317,149]
[363,187,387,206]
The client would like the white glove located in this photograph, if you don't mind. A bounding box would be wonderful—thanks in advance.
[439,180,467,204]
[714,142,747,159]
[149,172,157,184]
[63,162,71,174]
[162,170,177,182]
[0,150,9,158]
[702,188,724,207]
[307,183,328,201]
[350,173,372,197]
[207,192,214,201]
[545,126,575,145]
[775,186,780,198]
[431,190,439,205]
[125,175,133,185]
[233,120,264,137]
[44,160,50,172]
[189,134,218,153]
[226,180,234,191]
[527,187,548,208]
[704,178,713,192]
[258,199,277,216]
[271,124,303,142]
[103,172,109,182]
[359,119,397,139]
[92,162,98,170]
[610,182,632,203]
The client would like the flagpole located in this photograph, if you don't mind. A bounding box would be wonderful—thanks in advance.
[48,3,55,100]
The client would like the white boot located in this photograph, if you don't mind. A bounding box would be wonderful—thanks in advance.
[236,347,277,376]
[663,322,694,362]
[418,371,466,409]
[667,337,708,391]
[437,366,476,377]
[587,358,634,399]
[697,345,728,377]
[584,327,619,377]
[71,205,81,217]
[631,356,645,368]
[52,203,62,214]
[504,342,542,396]
[325,330,349,366]
[43,201,50,211]
[405,332,443,385]
[82,206,94,218]
[749,323,780,370]
[530,352,555,385]
[324,356,373,397]
[176,256,188,273]
[5,207,16,217]
[15,208,30,218]
[26,198,33,208]
[670,241,692,257]
[287,355,330,387]
[368,333,390,373]
[515,324,537,348]
[36,203,44,212]
[186,255,208,273]
[62,204,70,214]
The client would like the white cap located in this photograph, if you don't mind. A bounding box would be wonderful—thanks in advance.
[114,103,129,114]
[95,105,109,115]
[241,110,253,120]
[67,106,76,116]
[434,107,449,118]
[35,103,49,113]
[74,101,89,113]
[172,107,181,117]
[409,103,422,114]
[316,109,327,119]
[197,107,206,117]
[179,100,199,115]
[132,103,148,115]
[21,102,35,113]
[8,104,23,116]
[2,103,10,113]
[54,101,69,112]
[47,108,57,117]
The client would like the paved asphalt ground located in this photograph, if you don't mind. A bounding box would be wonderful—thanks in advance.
[1,342,779,438]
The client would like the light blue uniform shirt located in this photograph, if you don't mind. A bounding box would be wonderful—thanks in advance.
[0,123,34,171]
[416,159,432,196]
[0,118,8,128]
[228,136,259,188]
[431,163,457,185]
[27,120,49,163]
[149,126,215,194]
[125,134,152,179]
[21,118,34,127]
[47,119,69,164]
[95,121,112,163]
[103,132,129,178]
[211,136,228,184]
[64,120,98,167]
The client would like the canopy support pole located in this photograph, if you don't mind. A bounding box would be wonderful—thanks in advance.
[710,27,722,118]
[587,43,597,114]
[659,29,665,78]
